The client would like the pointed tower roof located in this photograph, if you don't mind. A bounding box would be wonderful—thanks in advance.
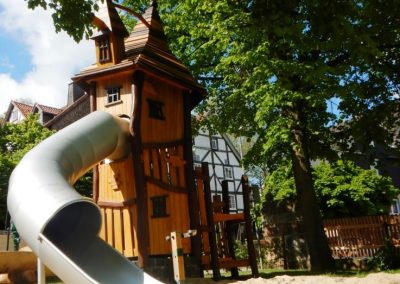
[73,2,205,106]
[92,0,129,38]
[124,2,204,99]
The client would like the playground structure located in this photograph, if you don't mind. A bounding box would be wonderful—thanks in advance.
[6,1,259,282]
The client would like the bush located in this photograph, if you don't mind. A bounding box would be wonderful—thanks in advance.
[367,240,400,270]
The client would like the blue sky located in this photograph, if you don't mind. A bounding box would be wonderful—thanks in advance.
[0,32,32,81]
[0,0,95,115]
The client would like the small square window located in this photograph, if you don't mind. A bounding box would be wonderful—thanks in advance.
[151,195,169,218]
[106,87,121,104]
[224,167,233,179]
[147,99,165,120]
[211,137,218,150]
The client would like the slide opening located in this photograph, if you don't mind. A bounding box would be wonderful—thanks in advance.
[42,202,101,249]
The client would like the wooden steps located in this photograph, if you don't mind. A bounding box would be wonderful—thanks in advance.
[203,258,249,270]
[213,213,244,223]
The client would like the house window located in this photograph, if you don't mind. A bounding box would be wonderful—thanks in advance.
[98,37,111,63]
[224,166,233,179]
[151,195,169,218]
[211,137,218,150]
[147,99,165,120]
[106,87,121,104]
[10,110,18,121]
[229,195,236,209]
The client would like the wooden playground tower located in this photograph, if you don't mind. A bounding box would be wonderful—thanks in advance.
[72,0,259,280]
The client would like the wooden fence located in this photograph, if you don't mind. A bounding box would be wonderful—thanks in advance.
[323,215,400,258]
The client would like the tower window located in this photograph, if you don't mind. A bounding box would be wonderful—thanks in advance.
[98,37,111,63]
[147,99,165,120]
[106,87,121,104]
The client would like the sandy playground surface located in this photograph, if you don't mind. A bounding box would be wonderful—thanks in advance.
[215,272,400,284]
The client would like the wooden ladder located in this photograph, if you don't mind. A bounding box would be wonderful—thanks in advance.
[197,162,259,280]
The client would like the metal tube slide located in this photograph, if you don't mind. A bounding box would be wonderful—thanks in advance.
[7,111,162,284]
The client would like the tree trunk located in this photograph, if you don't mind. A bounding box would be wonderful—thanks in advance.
[289,100,335,271]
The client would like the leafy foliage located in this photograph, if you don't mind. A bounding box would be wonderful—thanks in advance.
[0,114,53,228]
[74,171,93,198]
[25,0,99,42]
[263,160,399,219]
[367,240,400,270]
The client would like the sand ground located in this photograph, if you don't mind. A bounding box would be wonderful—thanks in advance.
[214,272,400,284]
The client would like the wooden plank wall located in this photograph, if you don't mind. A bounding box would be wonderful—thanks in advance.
[95,72,133,117]
[324,215,400,258]
[142,143,191,255]
[146,182,191,255]
[140,77,184,144]
[97,157,138,257]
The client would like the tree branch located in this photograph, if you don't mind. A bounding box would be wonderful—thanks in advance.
[111,2,151,29]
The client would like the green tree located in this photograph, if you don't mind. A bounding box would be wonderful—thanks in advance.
[314,161,399,219]
[263,160,399,219]
[155,1,400,270]
[24,0,400,271]
[0,114,53,227]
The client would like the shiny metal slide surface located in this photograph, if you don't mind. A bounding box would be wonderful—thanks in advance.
[7,111,162,284]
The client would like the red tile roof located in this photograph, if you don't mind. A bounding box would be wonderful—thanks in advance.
[12,101,34,117]
[35,104,63,115]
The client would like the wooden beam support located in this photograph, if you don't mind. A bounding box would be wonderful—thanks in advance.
[89,82,100,204]
[222,180,239,278]
[202,162,221,280]
[241,176,259,277]
[130,71,149,268]
[183,92,203,276]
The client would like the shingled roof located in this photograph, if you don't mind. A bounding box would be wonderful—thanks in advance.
[92,0,129,38]
[73,2,205,105]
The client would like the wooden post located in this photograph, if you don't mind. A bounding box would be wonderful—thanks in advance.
[222,180,239,279]
[37,258,46,284]
[130,71,149,268]
[169,231,186,283]
[241,175,259,277]
[183,92,202,275]
[202,162,221,280]
[89,82,97,113]
[89,82,100,204]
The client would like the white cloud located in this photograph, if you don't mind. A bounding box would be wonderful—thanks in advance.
[0,0,95,114]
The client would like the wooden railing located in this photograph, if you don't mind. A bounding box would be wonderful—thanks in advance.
[142,141,186,191]
[323,215,400,258]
